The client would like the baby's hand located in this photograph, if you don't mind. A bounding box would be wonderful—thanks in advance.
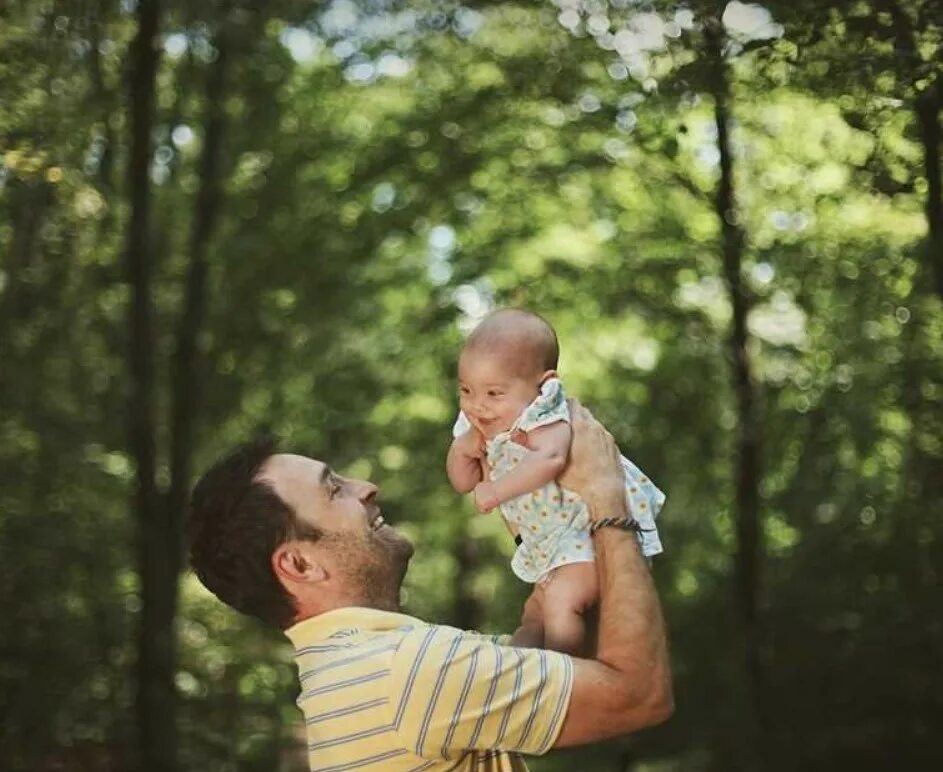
[458,427,488,460]
[473,481,500,513]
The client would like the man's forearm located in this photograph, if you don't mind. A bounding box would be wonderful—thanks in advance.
[552,401,672,747]
[588,488,672,716]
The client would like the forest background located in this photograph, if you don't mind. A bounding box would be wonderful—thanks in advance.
[1,0,941,770]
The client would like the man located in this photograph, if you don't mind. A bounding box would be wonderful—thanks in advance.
[188,402,672,771]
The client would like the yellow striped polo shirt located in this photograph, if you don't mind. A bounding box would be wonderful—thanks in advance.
[285,607,574,772]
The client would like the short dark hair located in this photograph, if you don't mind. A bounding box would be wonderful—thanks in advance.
[188,436,319,629]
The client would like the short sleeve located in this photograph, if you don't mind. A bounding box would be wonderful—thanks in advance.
[388,626,573,760]
[452,411,472,439]
[515,378,569,433]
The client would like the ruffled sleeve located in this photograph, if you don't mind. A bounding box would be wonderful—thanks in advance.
[514,378,569,433]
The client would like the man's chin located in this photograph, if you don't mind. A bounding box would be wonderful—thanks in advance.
[377,524,412,549]
[395,532,414,567]
[378,527,414,573]
[400,532,415,556]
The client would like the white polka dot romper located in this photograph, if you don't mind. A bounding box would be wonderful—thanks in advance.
[453,378,665,584]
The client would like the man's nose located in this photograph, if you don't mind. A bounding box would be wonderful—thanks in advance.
[358,480,379,502]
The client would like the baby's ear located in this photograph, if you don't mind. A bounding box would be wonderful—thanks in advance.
[539,369,559,385]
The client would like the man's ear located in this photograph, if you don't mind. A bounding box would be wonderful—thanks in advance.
[272,541,327,585]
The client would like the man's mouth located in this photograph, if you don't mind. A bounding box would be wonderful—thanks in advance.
[370,513,387,531]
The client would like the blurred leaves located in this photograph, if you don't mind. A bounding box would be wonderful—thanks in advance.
[1,0,942,770]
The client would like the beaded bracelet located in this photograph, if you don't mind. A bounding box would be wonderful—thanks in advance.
[589,516,655,535]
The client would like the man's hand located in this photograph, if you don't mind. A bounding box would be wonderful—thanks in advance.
[558,399,625,514]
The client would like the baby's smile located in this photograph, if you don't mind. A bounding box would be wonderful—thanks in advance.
[473,415,507,438]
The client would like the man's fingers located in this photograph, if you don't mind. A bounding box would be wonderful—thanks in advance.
[567,397,593,425]
[569,403,606,439]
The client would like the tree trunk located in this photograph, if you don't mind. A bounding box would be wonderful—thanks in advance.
[705,19,766,768]
[883,0,943,300]
[915,85,943,300]
[88,3,116,199]
[167,24,231,590]
[124,2,172,770]
[0,178,54,330]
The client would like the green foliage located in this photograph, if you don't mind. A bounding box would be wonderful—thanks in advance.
[1,1,941,770]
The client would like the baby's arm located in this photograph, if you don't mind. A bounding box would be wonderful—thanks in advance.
[447,428,487,494]
[474,421,571,512]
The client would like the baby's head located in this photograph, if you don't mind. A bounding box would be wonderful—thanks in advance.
[458,309,559,438]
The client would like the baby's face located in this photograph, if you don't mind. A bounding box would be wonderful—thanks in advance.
[458,350,541,439]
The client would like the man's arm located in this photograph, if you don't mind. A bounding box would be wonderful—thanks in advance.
[553,400,673,747]
[389,625,572,759]
[473,421,570,512]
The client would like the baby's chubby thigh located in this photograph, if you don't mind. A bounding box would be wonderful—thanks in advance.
[540,560,598,617]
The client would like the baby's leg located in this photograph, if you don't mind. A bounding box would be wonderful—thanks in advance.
[511,584,545,648]
[540,561,598,656]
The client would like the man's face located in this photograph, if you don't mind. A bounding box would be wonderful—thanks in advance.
[259,454,413,609]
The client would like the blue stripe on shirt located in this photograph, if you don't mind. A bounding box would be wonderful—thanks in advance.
[494,648,525,746]
[441,643,480,756]
[307,722,395,752]
[538,654,572,751]
[393,626,438,728]
[467,644,502,748]
[298,668,390,700]
[312,747,408,772]
[416,634,464,755]
[295,641,362,655]
[305,697,388,726]
[298,643,398,682]
[406,759,439,772]
[517,650,547,747]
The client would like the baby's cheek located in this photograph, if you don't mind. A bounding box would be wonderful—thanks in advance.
[506,401,529,422]
[497,406,516,426]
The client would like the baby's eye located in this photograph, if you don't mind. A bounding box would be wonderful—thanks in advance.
[487,390,503,398]
[458,386,470,396]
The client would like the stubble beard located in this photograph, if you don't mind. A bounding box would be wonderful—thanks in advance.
[334,530,413,612]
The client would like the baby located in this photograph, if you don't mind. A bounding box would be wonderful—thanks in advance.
[446,309,664,655]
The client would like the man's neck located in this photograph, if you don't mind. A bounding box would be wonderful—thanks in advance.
[293,596,401,624]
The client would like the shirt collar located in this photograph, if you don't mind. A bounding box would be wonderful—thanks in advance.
[284,606,423,648]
